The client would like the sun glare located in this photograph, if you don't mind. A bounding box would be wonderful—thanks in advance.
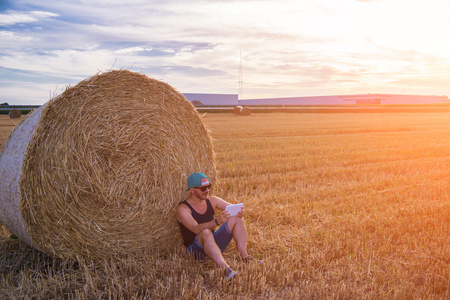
[353,1,450,57]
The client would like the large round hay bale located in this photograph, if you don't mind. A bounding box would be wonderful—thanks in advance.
[0,70,216,260]
[233,106,243,115]
[241,107,252,115]
[8,109,22,119]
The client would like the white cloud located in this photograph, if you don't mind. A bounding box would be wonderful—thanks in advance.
[0,31,36,42]
[114,47,153,54]
[0,10,58,26]
[0,48,117,76]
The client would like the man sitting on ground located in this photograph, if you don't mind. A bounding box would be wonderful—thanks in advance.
[177,172,261,280]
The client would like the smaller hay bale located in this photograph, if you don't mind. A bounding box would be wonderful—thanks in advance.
[233,106,243,115]
[241,107,252,115]
[191,100,204,106]
[8,109,22,119]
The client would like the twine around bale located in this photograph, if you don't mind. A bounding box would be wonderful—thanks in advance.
[233,106,243,115]
[0,105,46,248]
[8,70,217,260]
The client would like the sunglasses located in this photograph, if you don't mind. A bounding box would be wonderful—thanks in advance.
[195,185,212,192]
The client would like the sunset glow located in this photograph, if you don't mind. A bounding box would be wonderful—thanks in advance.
[1,0,449,104]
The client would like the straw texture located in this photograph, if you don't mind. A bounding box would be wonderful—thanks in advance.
[1,70,216,260]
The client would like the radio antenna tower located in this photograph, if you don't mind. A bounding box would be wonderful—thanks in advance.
[238,51,243,99]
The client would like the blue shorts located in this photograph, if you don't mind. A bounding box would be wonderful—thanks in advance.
[186,221,233,260]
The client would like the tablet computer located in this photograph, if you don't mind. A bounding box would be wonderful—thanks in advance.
[225,203,243,216]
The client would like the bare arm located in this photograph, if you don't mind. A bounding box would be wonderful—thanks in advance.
[209,196,232,211]
[177,203,216,235]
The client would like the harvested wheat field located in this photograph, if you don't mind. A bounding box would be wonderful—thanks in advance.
[1,111,449,299]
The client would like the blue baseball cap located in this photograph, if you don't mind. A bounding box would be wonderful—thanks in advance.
[186,172,210,191]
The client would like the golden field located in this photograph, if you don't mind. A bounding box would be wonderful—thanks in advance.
[0,111,449,299]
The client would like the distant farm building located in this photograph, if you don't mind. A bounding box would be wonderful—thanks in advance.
[183,93,239,106]
[239,94,449,106]
[183,93,448,106]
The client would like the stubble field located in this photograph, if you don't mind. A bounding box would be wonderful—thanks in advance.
[0,111,449,299]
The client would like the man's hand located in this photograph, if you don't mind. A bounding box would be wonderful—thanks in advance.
[217,210,230,225]
[236,206,245,218]
[217,206,245,225]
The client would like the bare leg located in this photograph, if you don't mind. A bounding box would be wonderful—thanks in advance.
[197,229,229,270]
[226,217,249,259]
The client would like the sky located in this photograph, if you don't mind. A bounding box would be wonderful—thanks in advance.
[1,0,449,105]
